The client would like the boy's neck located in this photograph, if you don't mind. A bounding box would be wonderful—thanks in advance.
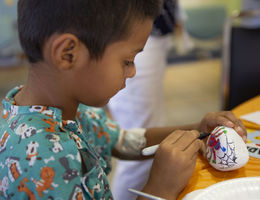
[14,65,79,121]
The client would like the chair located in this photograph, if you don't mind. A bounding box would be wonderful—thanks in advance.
[221,10,260,110]
[184,5,227,40]
[183,5,227,56]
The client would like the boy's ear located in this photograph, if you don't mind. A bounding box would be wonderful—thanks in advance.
[51,34,79,70]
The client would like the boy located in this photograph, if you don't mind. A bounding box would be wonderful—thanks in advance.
[0,0,246,199]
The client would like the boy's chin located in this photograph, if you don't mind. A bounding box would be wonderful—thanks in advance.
[120,83,126,90]
[81,98,109,108]
[92,91,121,107]
[96,98,111,107]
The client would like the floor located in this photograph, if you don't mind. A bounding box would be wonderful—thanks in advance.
[0,58,222,184]
[164,58,221,126]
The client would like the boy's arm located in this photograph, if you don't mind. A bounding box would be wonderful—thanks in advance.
[143,123,199,147]
[146,111,248,147]
[112,123,198,160]
[112,111,247,160]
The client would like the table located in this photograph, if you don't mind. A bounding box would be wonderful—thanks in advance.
[178,95,260,200]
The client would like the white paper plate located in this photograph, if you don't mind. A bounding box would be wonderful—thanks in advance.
[182,177,260,200]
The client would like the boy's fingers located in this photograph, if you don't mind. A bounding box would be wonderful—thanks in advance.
[234,120,247,134]
[220,111,237,123]
[213,115,236,128]
[219,112,246,130]
[174,131,200,151]
[191,151,199,162]
[234,122,247,142]
[185,139,202,160]
[163,130,192,146]
[162,130,184,146]
[220,111,244,128]
[217,111,247,141]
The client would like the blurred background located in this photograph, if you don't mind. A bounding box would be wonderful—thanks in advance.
[2,0,260,125]
[2,0,260,185]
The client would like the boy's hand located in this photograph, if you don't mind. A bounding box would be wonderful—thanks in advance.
[141,130,203,200]
[198,111,247,142]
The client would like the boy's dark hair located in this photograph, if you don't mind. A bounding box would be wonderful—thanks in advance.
[18,0,162,63]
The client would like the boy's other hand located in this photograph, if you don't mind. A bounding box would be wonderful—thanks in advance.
[198,111,247,142]
[141,130,203,200]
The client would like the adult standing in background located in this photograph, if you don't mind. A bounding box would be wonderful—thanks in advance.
[108,0,180,199]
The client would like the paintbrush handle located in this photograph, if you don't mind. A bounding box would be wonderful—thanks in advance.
[142,144,159,156]
[128,188,166,200]
[142,132,210,156]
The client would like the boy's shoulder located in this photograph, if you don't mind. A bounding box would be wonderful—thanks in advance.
[0,110,81,174]
[0,108,77,157]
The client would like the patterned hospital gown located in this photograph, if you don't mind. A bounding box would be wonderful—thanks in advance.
[0,86,119,199]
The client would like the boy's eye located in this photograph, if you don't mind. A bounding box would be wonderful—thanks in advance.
[124,60,134,66]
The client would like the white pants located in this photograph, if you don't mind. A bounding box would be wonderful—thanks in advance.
[108,35,172,200]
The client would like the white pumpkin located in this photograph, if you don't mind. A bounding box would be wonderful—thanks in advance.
[206,126,249,171]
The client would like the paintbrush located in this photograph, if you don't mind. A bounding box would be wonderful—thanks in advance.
[142,132,210,156]
[128,188,166,200]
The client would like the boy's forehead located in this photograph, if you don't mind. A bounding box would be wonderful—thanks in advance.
[97,19,153,58]
[128,19,153,38]
[120,19,153,51]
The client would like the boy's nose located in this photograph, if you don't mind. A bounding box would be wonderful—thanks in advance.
[126,65,136,78]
